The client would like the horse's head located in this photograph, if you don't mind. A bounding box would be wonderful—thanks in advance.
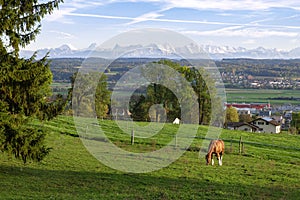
[205,154,211,165]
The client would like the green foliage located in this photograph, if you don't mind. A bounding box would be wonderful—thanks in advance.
[69,72,111,118]
[1,124,50,164]
[225,106,239,123]
[130,60,220,125]
[0,0,63,53]
[95,74,111,118]
[0,50,55,163]
[0,0,63,163]
[130,95,151,121]
[0,52,52,117]
[239,114,252,123]
[291,112,300,134]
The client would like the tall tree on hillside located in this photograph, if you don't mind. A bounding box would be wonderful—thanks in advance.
[291,112,300,134]
[130,95,150,122]
[157,60,219,125]
[129,60,221,125]
[69,72,111,118]
[0,0,63,163]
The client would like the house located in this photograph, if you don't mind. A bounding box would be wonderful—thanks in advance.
[227,122,259,133]
[272,116,285,125]
[250,117,281,133]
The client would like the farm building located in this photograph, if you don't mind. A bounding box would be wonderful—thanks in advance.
[227,117,281,133]
[250,117,281,133]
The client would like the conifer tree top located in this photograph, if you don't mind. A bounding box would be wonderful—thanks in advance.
[0,0,63,53]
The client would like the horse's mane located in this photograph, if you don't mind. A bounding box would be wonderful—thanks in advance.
[207,140,217,153]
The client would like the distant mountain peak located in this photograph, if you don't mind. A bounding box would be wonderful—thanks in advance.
[19,43,300,59]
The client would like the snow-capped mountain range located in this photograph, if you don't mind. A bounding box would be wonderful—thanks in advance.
[20,43,300,60]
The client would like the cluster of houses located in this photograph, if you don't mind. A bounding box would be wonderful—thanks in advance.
[225,103,293,133]
[221,72,300,89]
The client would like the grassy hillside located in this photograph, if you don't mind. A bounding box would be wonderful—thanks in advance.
[1,116,300,199]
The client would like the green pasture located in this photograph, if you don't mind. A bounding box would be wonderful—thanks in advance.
[1,116,300,199]
[225,89,300,105]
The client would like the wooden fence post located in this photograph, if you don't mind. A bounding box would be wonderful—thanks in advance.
[239,136,242,154]
[131,129,134,145]
[174,134,177,148]
[242,141,245,154]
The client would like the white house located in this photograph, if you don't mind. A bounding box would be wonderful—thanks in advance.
[250,117,281,133]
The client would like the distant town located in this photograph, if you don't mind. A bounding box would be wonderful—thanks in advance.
[221,71,300,90]
[225,102,298,132]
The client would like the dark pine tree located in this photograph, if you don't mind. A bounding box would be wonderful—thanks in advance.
[0,0,63,163]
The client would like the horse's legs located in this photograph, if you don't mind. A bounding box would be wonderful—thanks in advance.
[219,152,223,166]
[215,153,222,166]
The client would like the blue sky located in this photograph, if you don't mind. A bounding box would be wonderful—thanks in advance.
[25,0,300,51]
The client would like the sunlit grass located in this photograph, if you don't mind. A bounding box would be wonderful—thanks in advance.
[0,115,300,199]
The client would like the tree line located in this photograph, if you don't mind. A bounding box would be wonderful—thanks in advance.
[70,59,223,126]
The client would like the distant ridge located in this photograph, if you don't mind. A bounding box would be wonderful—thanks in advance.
[20,44,300,59]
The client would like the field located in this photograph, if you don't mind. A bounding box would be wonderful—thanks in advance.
[50,80,300,105]
[1,116,300,199]
[226,89,300,105]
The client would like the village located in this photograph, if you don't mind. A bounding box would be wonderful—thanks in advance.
[225,102,299,133]
[221,71,300,89]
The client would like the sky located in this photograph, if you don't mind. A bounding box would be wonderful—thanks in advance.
[24,0,300,51]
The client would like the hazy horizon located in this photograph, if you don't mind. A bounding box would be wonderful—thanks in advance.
[23,0,300,52]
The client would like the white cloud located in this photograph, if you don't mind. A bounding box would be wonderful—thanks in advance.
[44,0,105,23]
[45,7,76,24]
[62,11,300,31]
[65,13,133,21]
[126,12,164,25]
[97,0,300,11]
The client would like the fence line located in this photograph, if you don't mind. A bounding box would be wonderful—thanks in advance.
[82,123,300,152]
[193,136,300,152]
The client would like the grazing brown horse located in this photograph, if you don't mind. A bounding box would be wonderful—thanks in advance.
[206,140,225,166]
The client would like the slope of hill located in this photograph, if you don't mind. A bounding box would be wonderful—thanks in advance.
[0,116,299,199]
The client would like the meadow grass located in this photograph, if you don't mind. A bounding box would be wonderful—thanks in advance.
[0,115,300,199]
[226,89,300,104]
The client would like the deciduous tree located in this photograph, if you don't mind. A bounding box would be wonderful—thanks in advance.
[225,106,239,124]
